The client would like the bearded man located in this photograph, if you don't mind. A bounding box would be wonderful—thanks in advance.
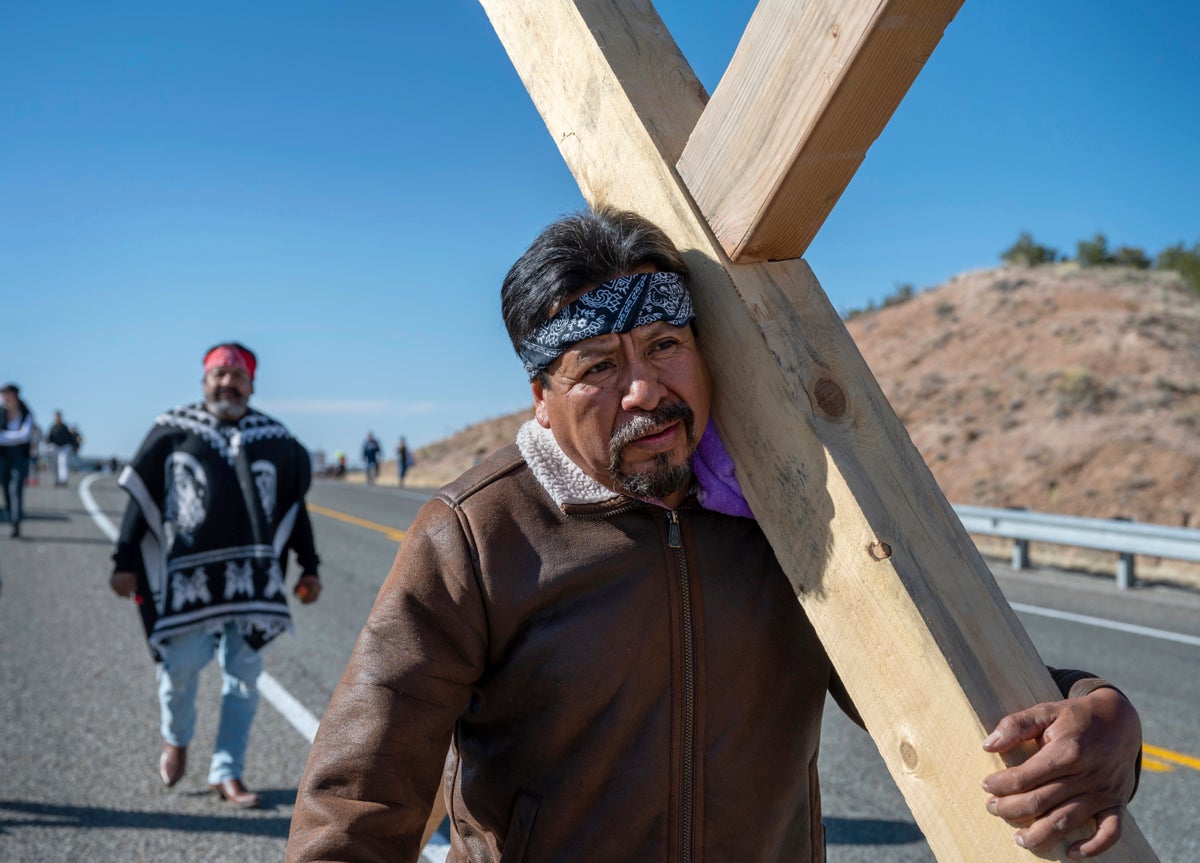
[286,210,1141,862]
[111,342,322,808]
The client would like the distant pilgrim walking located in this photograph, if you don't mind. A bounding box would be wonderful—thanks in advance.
[396,435,410,486]
[362,432,382,484]
[47,411,76,486]
[0,383,35,537]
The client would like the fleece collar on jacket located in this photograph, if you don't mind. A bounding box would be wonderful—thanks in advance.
[515,420,620,508]
[515,418,756,519]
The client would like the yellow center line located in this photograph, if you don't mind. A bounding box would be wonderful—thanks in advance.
[309,503,407,542]
[1140,758,1173,773]
[1143,743,1200,772]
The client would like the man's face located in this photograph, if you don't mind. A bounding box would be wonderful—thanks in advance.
[532,316,712,508]
[203,366,254,421]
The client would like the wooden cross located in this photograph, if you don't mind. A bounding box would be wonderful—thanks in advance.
[478,1,1158,860]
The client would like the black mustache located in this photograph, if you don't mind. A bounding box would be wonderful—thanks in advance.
[609,401,695,453]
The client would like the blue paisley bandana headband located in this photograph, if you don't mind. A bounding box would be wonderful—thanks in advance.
[519,271,696,379]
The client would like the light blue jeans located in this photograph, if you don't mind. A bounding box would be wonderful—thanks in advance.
[157,621,263,784]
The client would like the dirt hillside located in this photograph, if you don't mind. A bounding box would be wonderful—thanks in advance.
[848,263,1200,528]
[392,263,1200,586]
[402,407,534,488]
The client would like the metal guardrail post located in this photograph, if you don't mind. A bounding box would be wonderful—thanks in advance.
[1117,553,1135,590]
[1011,538,1029,571]
[1113,516,1134,589]
[1006,506,1030,571]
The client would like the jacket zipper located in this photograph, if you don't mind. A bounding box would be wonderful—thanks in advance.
[668,509,695,862]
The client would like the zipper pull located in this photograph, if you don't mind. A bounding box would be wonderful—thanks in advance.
[667,510,682,548]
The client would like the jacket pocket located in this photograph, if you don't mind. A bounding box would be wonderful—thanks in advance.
[497,790,541,863]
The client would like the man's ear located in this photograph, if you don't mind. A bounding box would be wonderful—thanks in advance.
[531,379,551,429]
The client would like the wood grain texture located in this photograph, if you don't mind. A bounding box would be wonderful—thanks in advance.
[478,0,1157,859]
[677,0,964,262]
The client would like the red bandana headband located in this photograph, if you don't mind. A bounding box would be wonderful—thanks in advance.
[203,345,257,380]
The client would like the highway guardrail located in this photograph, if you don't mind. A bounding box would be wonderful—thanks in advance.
[953,504,1200,589]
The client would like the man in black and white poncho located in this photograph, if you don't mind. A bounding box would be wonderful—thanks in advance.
[111,342,321,809]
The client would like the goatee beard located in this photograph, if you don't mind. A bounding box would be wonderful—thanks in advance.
[607,401,696,501]
[206,397,248,422]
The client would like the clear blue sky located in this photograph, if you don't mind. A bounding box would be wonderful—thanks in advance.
[3,1,1197,461]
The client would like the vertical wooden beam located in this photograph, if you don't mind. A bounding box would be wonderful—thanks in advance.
[478,1,1157,860]
[678,0,964,262]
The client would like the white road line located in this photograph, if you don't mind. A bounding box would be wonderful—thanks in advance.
[1011,602,1200,647]
[419,835,450,863]
[258,673,320,743]
[80,472,324,742]
[79,472,115,539]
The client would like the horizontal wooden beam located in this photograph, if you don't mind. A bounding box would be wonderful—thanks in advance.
[478,1,1156,860]
[677,0,964,262]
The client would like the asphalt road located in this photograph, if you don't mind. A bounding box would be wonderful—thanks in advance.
[1,473,1196,862]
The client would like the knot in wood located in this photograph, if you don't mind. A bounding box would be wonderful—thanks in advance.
[867,541,892,561]
[814,378,847,418]
[899,740,919,773]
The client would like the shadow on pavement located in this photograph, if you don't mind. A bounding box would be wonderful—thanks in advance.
[824,816,925,845]
[31,507,123,519]
[0,794,296,838]
[1,512,70,524]
[36,535,118,547]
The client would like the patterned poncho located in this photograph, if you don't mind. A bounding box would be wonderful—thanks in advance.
[115,402,319,657]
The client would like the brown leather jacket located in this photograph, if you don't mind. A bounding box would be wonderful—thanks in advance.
[287,442,862,862]
[286,434,1123,862]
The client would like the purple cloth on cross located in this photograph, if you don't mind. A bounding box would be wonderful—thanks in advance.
[694,419,755,519]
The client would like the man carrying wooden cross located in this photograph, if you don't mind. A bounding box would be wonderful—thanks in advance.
[287,208,1141,863]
